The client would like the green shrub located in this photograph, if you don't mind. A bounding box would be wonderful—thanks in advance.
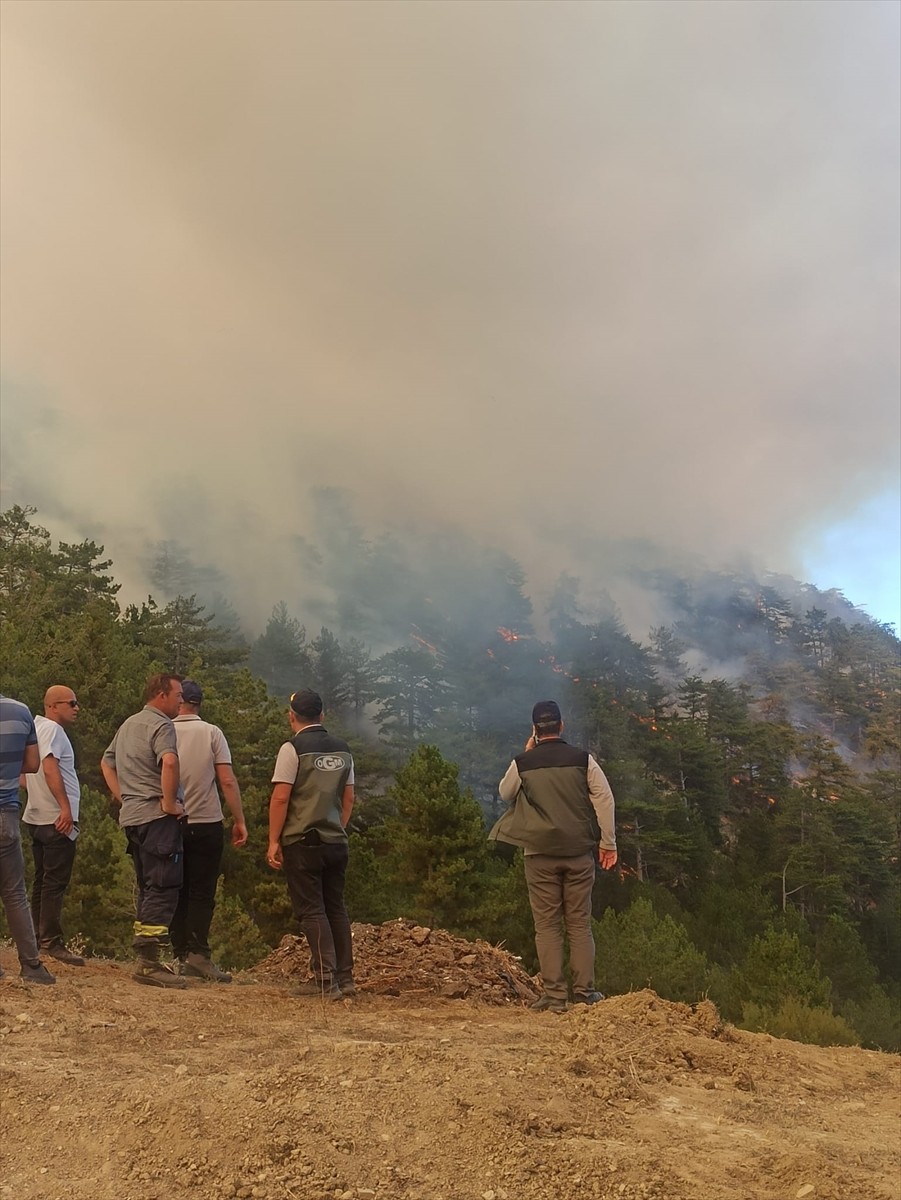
[740,996,858,1047]
[594,897,709,1002]
[840,986,901,1052]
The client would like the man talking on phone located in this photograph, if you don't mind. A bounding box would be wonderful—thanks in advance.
[489,700,617,1013]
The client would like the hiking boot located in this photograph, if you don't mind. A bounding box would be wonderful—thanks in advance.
[181,952,232,983]
[134,959,188,990]
[20,962,56,985]
[45,944,85,967]
[529,994,569,1014]
[292,977,342,1001]
[336,975,357,997]
[572,990,605,1006]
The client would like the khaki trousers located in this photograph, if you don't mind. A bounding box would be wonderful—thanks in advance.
[524,851,596,1001]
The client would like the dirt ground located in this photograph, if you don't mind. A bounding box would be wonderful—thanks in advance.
[2,926,899,1200]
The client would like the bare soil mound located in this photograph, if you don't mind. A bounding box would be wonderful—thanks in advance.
[257,919,541,1004]
[2,940,898,1200]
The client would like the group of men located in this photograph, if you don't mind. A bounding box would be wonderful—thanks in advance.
[0,677,249,988]
[1,680,616,1012]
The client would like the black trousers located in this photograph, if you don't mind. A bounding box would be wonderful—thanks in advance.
[25,823,77,949]
[125,815,184,952]
[282,839,353,983]
[169,821,224,959]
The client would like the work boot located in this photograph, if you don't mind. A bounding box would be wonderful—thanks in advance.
[572,990,605,1006]
[181,952,232,983]
[529,993,569,1014]
[292,976,342,1001]
[134,948,188,990]
[20,961,56,985]
[336,974,357,997]
[45,943,85,967]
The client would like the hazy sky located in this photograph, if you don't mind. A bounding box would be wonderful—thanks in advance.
[1,0,899,626]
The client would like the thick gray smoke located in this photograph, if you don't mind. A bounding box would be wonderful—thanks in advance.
[1,1,898,627]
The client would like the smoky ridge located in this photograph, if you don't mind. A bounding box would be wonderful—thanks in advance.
[3,485,896,809]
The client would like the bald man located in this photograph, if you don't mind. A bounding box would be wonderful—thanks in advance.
[22,685,85,966]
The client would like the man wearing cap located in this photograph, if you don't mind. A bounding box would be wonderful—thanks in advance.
[22,685,85,966]
[267,689,355,1000]
[100,673,188,989]
[0,695,55,984]
[171,680,247,982]
[489,700,617,1014]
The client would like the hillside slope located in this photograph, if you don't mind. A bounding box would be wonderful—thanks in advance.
[1,950,898,1200]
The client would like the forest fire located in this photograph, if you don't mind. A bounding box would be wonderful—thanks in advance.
[410,627,439,655]
[496,626,524,643]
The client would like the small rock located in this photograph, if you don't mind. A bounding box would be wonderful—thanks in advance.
[15,1013,30,1024]
[482,1192,496,1200]
[410,926,431,946]
[795,1188,815,1199]
[175,1064,188,1076]
[459,954,477,966]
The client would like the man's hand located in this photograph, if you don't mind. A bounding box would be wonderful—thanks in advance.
[54,805,74,837]
[599,848,618,871]
[160,796,186,818]
[524,735,537,751]
[267,841,283,871]
[231,820,248,848]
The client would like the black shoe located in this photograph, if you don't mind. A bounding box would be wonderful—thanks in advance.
[45,944,85,967]
[572,990,605,1006]
[292,978,342,1001]
[20,962,56,985]
[530,994,569,1014]
[336,976,357,997]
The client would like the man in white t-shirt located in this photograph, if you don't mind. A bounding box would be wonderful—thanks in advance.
[171,680,247,983]
[22,684,85,966]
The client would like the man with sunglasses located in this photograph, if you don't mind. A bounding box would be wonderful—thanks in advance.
[22,686,85,966]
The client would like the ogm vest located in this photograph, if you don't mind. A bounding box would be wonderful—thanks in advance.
[280,726,353,847]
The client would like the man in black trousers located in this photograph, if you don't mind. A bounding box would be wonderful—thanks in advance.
[267,690,356,1000]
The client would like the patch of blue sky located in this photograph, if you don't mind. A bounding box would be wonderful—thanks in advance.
[803,488,901,633]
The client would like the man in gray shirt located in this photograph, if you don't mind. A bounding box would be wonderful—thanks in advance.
[101,673,188,989]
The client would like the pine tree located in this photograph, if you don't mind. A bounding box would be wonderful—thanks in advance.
[377,745,492,934]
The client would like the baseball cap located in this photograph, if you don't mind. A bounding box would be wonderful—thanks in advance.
[181,680,204,705]
[532,699,562,727]
[289,689,323,720]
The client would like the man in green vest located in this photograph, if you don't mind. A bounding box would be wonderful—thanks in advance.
[490,700,617,1013]
[267,690,355,1000]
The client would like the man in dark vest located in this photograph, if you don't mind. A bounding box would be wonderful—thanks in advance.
[489,700,617,1013]
[267,689,355,1000]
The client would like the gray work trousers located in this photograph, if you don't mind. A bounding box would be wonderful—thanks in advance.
[0,807,41,967]
[524,851,596,1002]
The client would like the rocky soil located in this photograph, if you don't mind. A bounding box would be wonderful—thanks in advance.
[2,923,899,1200]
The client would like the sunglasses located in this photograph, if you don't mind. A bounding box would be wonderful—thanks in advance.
[54,699,80,708]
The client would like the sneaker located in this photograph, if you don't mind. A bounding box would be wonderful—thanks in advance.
[181,953,232,983]
[292,978,342,1001]
[134,960,188,990]
[529,994,569,1014]
[20,962,56,985]
[45,944,85,967]
[572,990,605,1006]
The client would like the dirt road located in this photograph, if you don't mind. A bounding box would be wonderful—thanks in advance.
[1,945,898,1200]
